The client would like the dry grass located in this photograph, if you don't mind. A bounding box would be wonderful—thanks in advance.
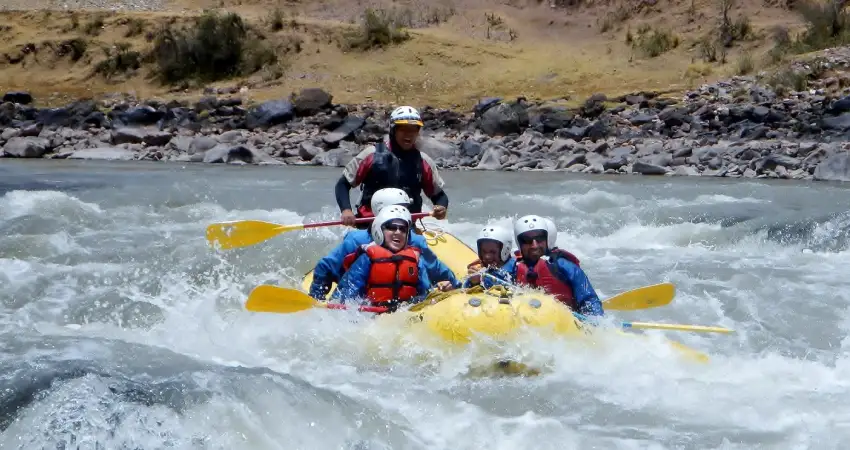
[0,0,814,108]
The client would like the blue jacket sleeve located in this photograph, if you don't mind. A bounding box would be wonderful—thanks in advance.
[410,234,459,287]
[410,257,432,304]
[482,258,516,289]
[309,233,363,299]
[331,253,372,304]
[462,258,516,289]
[555,259,604,316]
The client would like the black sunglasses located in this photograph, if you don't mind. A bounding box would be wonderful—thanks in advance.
[383,223,409,232]
[519,233,547,245]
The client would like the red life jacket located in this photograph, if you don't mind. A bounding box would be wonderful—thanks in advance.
[343,243,421,306]
[514,248,581,310]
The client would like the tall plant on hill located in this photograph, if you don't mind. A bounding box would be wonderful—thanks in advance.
[794,0,850,50]
[152,11,276,84]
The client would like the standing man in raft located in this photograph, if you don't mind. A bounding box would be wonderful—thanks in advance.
[334,106,449,229]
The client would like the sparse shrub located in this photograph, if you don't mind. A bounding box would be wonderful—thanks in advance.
[684,62,713,87]
[151,11,277,84]
[765,25,791,64]
[598,3,631,33]
[83,16,105,36]
[240,37,279,74]
[717,0,751,47]
[485,12,503,39]
[791,0,850,52]
[736,51,754,74]
[359,5,455,29]
[480,12,518,41]
[698,35,719,62]
[124,18,145,37]
[94,42,141,78]
[268,8,285,31]
[344,8,410,51]
[63,12,80,32]
[732,15,752,40]
[766,68,808,93]
[630,25,679,57]
[57,38,88,62]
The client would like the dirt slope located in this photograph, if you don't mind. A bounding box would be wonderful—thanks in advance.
[0,0,812,107]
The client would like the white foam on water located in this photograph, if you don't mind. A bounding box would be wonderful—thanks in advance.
[2,174,849,449]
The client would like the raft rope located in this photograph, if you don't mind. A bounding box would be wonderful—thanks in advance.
[414,216,449,246]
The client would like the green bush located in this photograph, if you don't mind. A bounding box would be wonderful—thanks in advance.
[630,25,679,57]
[791,0,850,52]
[344,8,410,51]
[151,11,277,84]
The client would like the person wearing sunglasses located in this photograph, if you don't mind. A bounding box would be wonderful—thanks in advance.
[462,225,517,289]
[308,188,459,300]
[332,205,454,311]
[511,215,604,316]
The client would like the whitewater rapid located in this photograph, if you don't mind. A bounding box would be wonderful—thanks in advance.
[1,160,849,449]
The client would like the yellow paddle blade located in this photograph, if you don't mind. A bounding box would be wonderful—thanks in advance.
[666,340,710,363]
[625,322,734,334]
[245,285,318,313]
[603,282,675,311]
[206,221,304,250]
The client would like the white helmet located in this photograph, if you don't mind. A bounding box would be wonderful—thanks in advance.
[477,225,513,263]
[513,215,557,249]
[389,106,423,128]
[371,204,412,246]
[545,218,558,248]
[370,188,412,214]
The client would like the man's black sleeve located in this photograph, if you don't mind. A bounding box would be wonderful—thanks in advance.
[335,176,353,212]
[430,190,449,208]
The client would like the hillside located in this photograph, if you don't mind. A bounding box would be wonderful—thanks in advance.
[0,0,835,108]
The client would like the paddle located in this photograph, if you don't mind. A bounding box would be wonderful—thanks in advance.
[245,285,388,314]
[246,284,732,335]
[473,271,676,312]
[573,311,733,334]
[602,282,675,311]
[622,322,734,334]
[470,273,728,334]
[207,212,432,250]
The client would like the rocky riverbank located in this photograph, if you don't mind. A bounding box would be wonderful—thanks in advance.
[3,67,850,182]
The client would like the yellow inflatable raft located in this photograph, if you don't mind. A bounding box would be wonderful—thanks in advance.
[299,222,709,366]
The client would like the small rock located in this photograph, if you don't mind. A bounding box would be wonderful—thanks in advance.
[417,136,457,160]
[245,100,295,129]
[3,136,50,158]
[475,144,504,170]
[813,152,850,182]
[68,147,137,160]
[299,141,323,161]
[3,91,32,105]
[633,160,668,175]
[293,88,333,116]
[322,116,365,146]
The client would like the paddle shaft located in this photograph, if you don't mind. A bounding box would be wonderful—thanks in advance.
[573,311,733,334]
[305,212,432,230]
[622,321,734,334]
[323,303,389,313]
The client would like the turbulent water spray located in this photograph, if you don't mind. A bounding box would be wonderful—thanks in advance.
[1,161,849,449]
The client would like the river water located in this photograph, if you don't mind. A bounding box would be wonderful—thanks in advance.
[1,159,849,449]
